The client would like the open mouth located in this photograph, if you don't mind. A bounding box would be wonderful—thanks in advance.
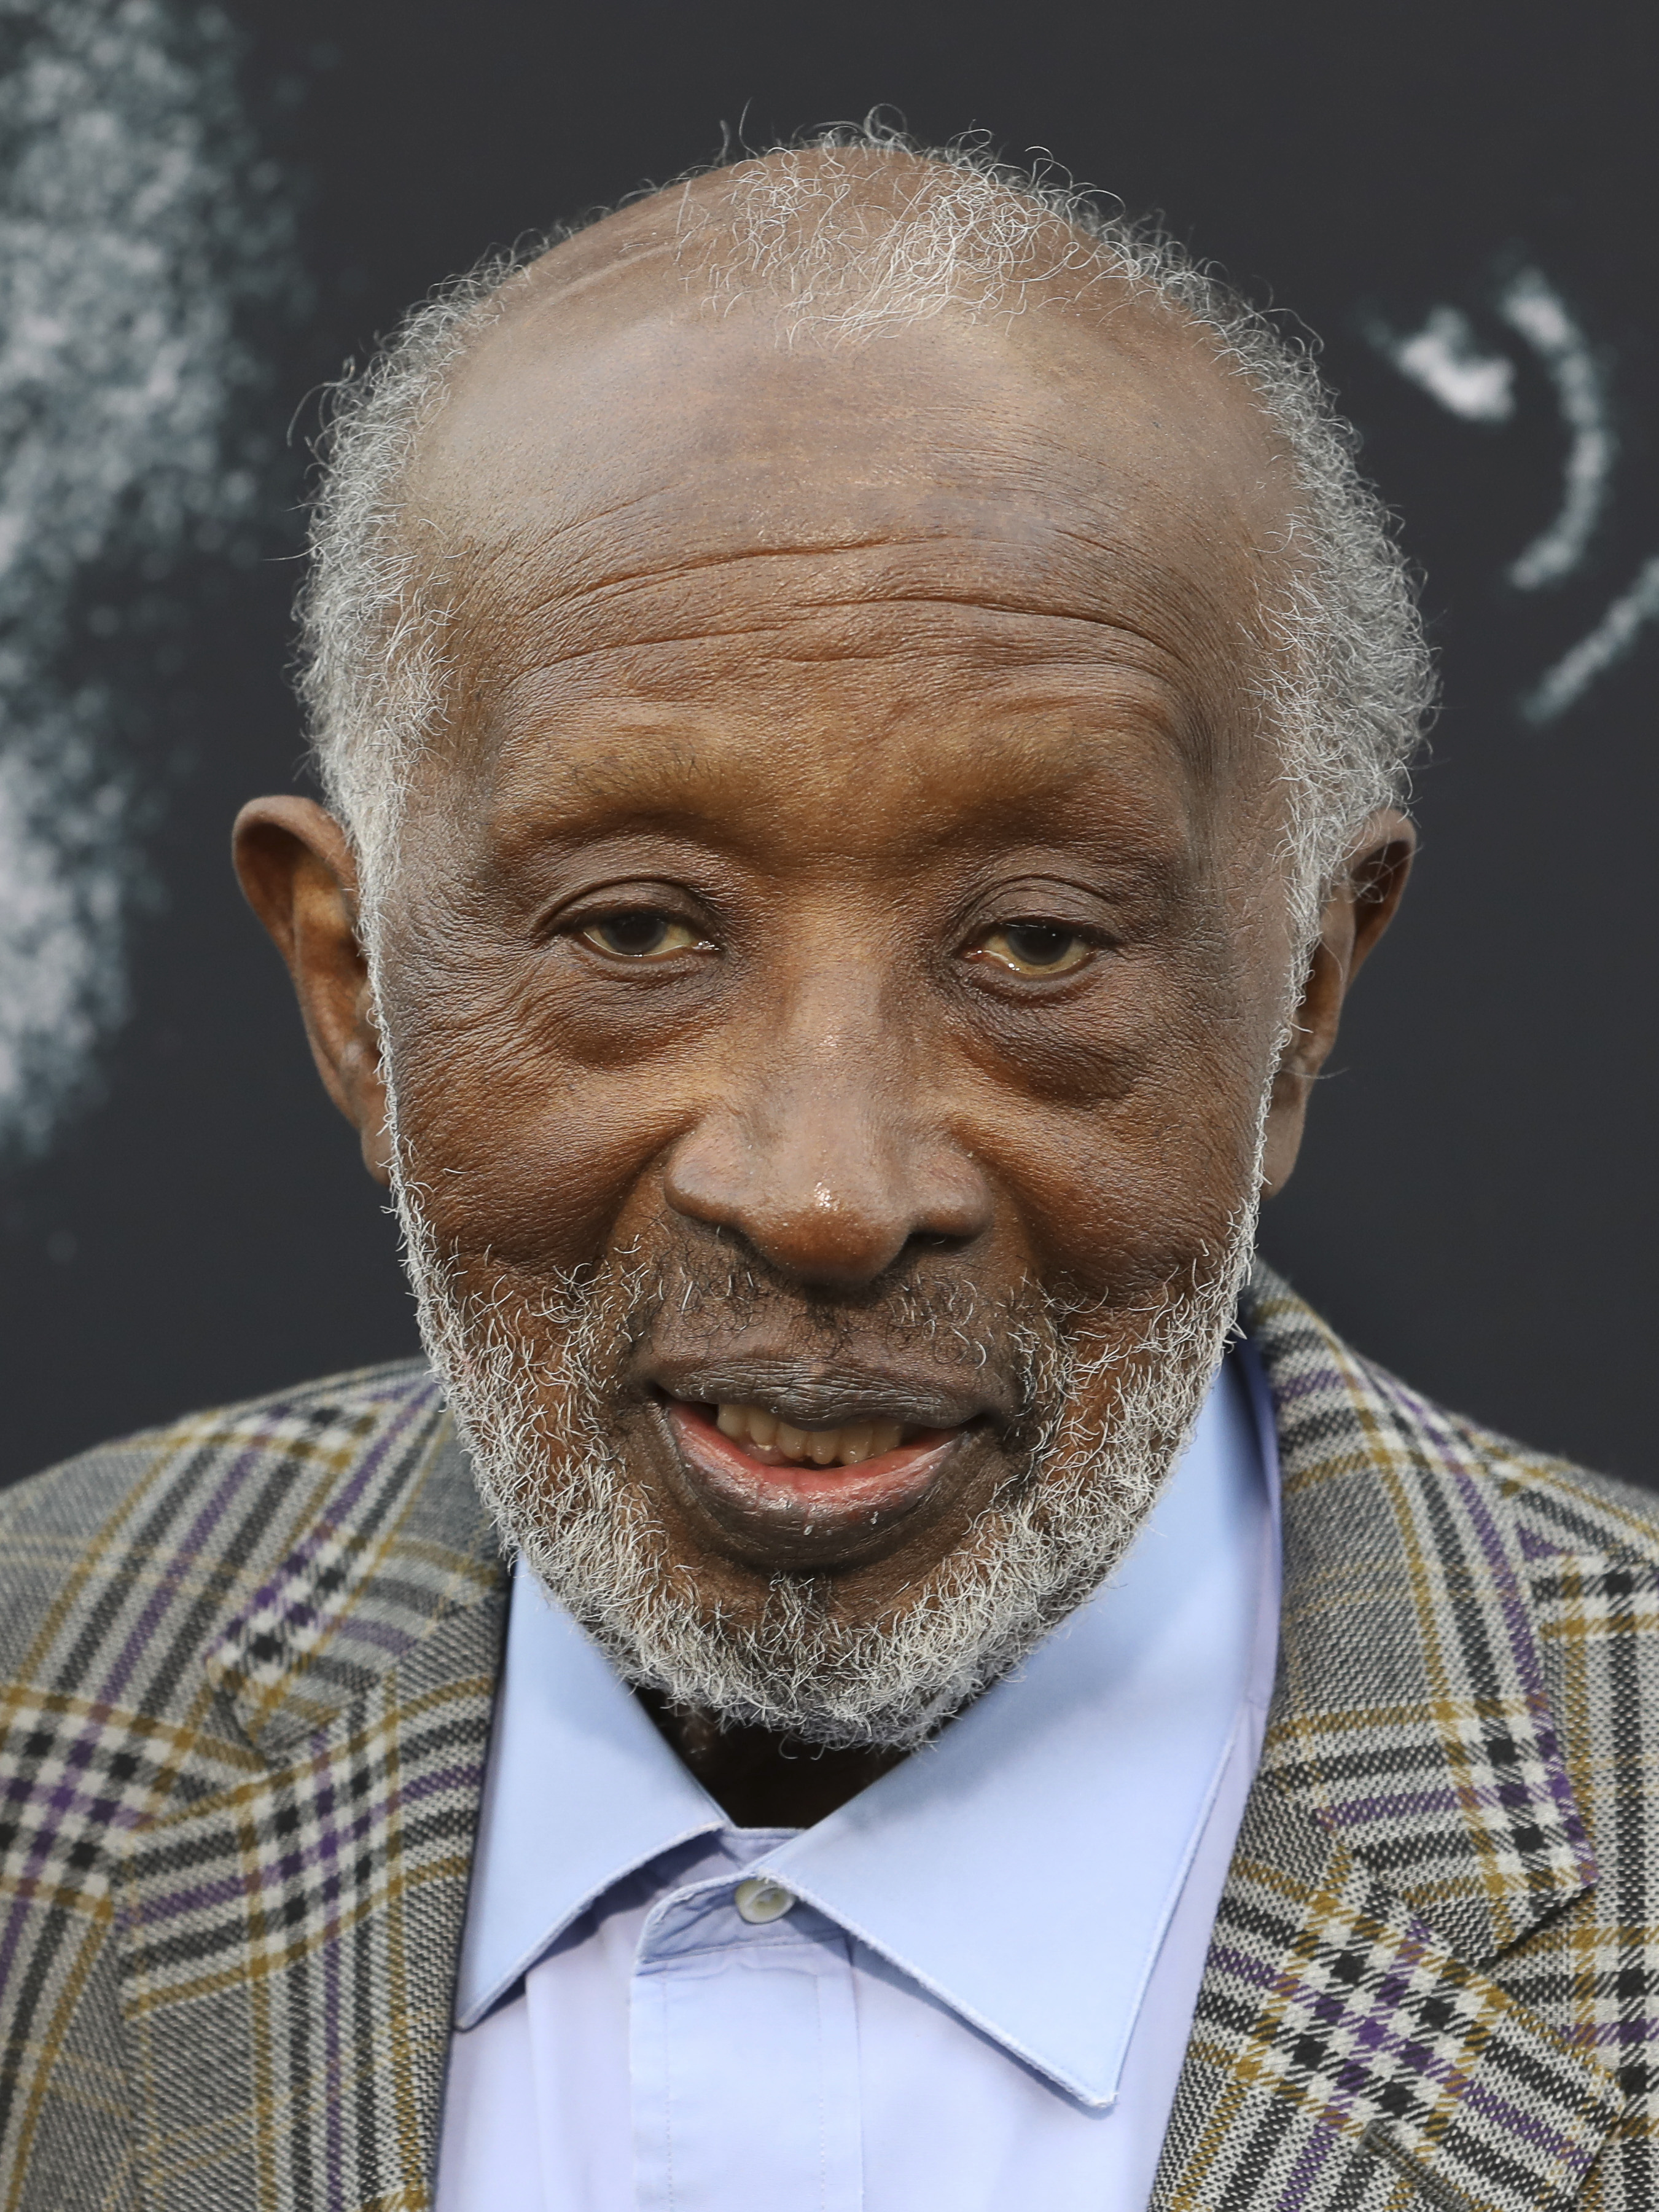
[660,1396,969,1552]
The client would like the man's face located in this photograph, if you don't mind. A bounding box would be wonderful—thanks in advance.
[241,205,1383,1745]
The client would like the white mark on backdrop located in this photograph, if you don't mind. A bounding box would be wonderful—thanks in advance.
[1496,270,1615,593]
[1522,554,1659,725]
[1365,265,1655,725]
[0,0,289,1160]
[1367,305,1517,423]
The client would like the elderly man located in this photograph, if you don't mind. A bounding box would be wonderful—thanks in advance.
[2,134,1655,2212]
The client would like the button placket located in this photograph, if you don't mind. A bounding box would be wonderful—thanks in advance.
[632,1874,864,2211]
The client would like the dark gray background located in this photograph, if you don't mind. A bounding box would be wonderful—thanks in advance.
[4,0,1655,1487]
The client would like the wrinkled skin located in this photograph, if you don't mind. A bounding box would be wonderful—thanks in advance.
[236,160,1411,1823]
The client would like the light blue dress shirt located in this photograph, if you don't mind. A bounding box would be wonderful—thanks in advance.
[436,1344,1281,2212]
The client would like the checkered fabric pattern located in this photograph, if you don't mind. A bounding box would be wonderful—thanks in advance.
[2,1265,1657,2210]
[1151,1271,1659,2211]
[0,1362,502,2211]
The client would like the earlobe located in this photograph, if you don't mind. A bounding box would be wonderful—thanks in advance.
[348,983,396,1187]
[1258,947,1330,1198]
[233,795,394,1187]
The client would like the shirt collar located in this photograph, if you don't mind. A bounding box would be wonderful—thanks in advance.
[456,1343,1279,2109]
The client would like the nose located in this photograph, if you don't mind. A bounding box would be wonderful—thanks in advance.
[662,985,993,1290]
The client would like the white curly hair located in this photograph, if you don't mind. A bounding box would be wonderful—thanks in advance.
[295,123,1434,953]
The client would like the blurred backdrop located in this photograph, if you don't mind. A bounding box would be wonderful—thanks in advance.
[2,0,1655,1487]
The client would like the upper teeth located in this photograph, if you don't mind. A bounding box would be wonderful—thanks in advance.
[714,1402,910,1468]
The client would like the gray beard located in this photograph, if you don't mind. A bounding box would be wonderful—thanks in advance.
[394,1194,1259,1753]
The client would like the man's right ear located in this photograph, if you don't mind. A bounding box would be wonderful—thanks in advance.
[233,796,394,1187]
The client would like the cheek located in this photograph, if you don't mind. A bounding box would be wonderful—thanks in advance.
[383,953,708,1270]
[982,1097,1262,1296]
[971,979,1273,1292]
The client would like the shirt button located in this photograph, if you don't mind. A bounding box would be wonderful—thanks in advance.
[734,1877,795,1925]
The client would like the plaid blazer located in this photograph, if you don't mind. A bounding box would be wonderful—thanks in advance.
[2,1264,1657,2211]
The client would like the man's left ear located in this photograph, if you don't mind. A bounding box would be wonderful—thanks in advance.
[1259,808,1416,1197]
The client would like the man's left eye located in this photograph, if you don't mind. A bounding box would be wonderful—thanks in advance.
[575,912,705,961]
[969,923,1093,977]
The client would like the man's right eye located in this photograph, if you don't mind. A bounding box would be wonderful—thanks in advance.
[574,911,706,961]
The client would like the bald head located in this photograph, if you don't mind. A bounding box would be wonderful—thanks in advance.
[404,152,1295,834]
[297,133,1429,943]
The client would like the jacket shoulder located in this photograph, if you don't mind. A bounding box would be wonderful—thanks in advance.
[1438,1401,1659,1565]
[1244,1261,1659,1565]
[0,1358,440,1682]
[0,1360,464,2210]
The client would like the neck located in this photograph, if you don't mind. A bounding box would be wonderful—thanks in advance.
[638,1690,907,1826]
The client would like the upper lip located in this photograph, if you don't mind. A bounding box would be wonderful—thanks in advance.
[646,1353,1002,1435]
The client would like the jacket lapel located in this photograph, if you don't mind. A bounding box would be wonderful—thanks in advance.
[1153,1266,1624,2210]
[112,1374,506,2212]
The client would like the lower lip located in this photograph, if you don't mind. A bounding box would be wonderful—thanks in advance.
[664,1400,962,1531]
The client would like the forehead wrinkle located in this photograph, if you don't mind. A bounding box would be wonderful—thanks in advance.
[429,583,1238,842]
[422,408,1268,606]
[452,640,1207,823]
[442,525,1246,705]
[465,663,1211,872]
[439,600,1242,827]
[474,711,1201,870]
[486,648,1186,741]
[423,396,1272,686]
[466,587,1196,676]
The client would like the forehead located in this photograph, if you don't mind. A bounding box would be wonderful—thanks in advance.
[400,184,1295,822]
